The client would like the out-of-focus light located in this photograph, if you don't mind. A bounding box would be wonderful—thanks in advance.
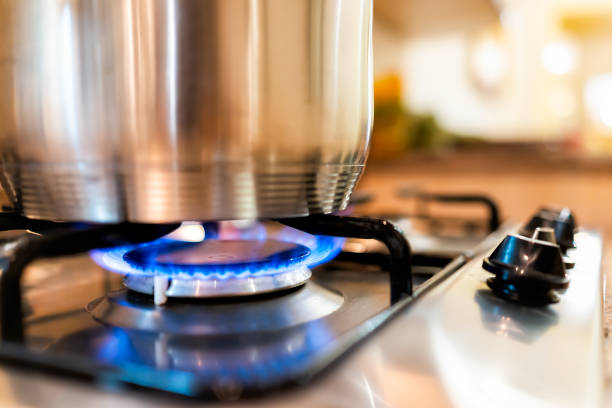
[541,42,576,75]
[584,73,612,129]
[500,8,525,31]
[228,219,257,229]
[471,38,509,89]
[547,85,576,119]
[165,222,205,242]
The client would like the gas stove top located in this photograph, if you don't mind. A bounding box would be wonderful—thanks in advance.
[0,195,603,407]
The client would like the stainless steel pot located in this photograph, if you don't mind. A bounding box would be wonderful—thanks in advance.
[0,0,373,223]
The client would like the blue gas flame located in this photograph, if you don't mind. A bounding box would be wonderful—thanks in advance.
[90,222,344,279]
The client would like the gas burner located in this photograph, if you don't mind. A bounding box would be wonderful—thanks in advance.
[90,223,345,304]
[0,212,417,398]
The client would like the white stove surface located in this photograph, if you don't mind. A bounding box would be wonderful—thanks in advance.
[0,230,602,408]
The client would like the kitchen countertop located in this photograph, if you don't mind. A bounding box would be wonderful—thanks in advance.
[356,147,612,402]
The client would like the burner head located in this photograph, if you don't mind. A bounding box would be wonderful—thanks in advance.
[90,222,345,302]
[483,234,568,306]
[122,239,313,302]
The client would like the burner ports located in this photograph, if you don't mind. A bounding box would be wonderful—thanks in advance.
[482,234,568,306]
[120,239,314,303]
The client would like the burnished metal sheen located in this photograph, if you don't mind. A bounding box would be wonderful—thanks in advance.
[0,0,373,223]
[122,265,313,302]
[87,283,344,335]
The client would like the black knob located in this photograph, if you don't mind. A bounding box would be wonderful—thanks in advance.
[483,234,568,306]
[536,206,577,231]
[531,226,575,269]
[520,207,576,252]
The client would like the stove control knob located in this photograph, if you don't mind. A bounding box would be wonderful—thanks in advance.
[482,234,568,306]
[532,227,575,269]
[538,206,577,230]
[520,207,576,252]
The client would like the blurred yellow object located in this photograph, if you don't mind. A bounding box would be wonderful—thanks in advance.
[370,73,459,159]
[583,130,612,155]
[560,10,612,36]
[370,118,409,159]
[371,74,407,159]
[374,74,402,104]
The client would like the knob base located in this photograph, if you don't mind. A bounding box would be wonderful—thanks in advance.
[486,277,560,307]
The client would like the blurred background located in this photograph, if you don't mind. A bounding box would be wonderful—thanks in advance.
[359,0,612,233]
[371,0,612,155]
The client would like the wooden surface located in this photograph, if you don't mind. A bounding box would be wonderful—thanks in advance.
[357,147,612,230]
[355,148,612,398]
[374,0,498,38]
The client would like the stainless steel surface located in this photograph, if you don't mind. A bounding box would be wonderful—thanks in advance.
[87,283,343,335]
[0,0,373,222]
[24,249,396,395]
[122,265,312,301]
[0,227,601,406]
[30,263,392,346]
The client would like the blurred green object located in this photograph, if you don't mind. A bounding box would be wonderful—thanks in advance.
[408,113,449,149]
[371,74,483,159]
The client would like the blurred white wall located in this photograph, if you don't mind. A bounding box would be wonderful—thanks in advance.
[372,0,612,141]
